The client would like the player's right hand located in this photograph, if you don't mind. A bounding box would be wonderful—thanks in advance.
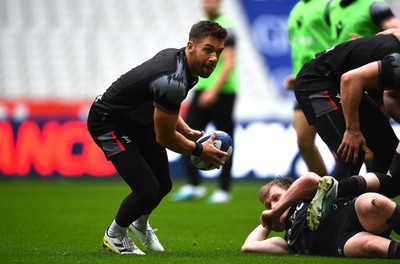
[260,210,284,232]
[337,129,367,164]
[199,132,228,168]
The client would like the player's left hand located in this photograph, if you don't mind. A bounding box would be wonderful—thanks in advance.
[187,129,204,142]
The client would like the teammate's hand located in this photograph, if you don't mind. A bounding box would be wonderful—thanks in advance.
[337,129,368,164]
[283,74,295,90]
[348,32,361,40]
[197,90,218,108]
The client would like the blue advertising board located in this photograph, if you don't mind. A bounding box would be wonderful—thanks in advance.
[238,0,297,96]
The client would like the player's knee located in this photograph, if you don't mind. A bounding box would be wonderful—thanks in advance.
[159,180,172,198]
[299,172,320,190]
[137,183,160,202]
[357,193,390,213]
[359,237,383,256]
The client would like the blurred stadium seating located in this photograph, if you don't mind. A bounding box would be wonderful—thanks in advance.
[0,0,398,114]
[0,0,200,99]
[0,0,398,179]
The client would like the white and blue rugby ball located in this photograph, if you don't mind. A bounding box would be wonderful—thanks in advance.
[191,130,233,171]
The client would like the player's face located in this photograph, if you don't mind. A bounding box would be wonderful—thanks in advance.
[190,36,224,78]
[202,0,220,15]
[263,185,286,210]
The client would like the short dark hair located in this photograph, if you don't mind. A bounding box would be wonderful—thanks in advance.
[189,20,227,43]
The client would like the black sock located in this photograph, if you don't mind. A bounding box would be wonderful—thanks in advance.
[387,204,400,235]
[337,175,367,198]
[376,172,400,198]
[390,152,400,178]
[388,240,400,259]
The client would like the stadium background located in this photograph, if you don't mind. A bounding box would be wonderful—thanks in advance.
[1,0,399,180]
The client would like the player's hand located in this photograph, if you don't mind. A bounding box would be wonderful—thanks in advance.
[283,74,295,90]
[260,209,285,232]
[199,132,228,168]
[197,90,218,108]
[348,32,361,40]
[337,129,367,164]
[187,129,204,142]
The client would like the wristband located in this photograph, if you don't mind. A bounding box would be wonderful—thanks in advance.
[191,141,203,156]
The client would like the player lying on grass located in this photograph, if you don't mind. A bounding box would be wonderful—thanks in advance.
[241,145,400,258]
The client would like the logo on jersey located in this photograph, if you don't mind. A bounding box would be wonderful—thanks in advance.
[95,94,103,102]
[290,202,304,221]
[335,21,344,40]
[122,135,132,144]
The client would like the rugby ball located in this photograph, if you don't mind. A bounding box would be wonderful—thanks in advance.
[190,130,233,171]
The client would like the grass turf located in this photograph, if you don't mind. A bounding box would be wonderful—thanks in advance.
[0,179,398,264]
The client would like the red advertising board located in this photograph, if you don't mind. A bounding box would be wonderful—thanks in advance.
[0,100,116,177]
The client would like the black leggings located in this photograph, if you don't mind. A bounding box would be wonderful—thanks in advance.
[110,134,172,227]
[314,94,398,180]
[184,91,235,191]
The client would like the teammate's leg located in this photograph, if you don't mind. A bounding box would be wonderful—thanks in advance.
[359,94,398,174]
[172,91,209,201]
[209,93,235,203]
[293,108,327,176]
[314,110,365,180]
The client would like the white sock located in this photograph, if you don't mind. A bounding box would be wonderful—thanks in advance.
[107,220,127,238]
[133,215,150,231]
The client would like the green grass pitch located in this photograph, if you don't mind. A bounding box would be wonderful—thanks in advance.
[0,179,398,264]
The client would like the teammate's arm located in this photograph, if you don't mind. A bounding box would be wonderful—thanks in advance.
[380,17,400,30]
[370,2,400,30]
[338,61,380,163]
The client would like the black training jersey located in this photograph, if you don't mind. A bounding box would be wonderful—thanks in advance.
[284,201,316,255]
[297,34,400,93]
[91,48,198,127]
